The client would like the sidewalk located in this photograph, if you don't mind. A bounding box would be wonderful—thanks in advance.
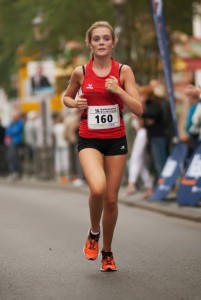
[0,177,201,223]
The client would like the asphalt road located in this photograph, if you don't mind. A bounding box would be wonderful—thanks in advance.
[0,184,201,300]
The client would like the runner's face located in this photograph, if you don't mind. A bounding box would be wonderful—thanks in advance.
[90,27,114,57]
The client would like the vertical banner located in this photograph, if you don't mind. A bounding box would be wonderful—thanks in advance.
[149,0,187,201]
[151,143,188,201]
[177,144,201,206]
[149,0,179,139]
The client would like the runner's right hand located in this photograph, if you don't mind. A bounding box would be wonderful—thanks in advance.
[76,94,88,110]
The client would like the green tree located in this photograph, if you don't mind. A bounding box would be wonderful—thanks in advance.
[0,0,114,94]
[123,0,200,83]
[0,0,200,94]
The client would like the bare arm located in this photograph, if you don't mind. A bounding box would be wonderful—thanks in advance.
[105,65,143,117]
[62,66,88,110]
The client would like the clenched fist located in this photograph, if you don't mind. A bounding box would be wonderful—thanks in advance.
[76,94,88,110]
[105,76,120,94]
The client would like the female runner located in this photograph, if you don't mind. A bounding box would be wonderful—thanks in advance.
[63,21,143,271]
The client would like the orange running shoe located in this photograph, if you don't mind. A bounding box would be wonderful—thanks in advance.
[83,230,100,260]
[101,250,117,272]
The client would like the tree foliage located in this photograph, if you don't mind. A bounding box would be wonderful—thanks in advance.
[0,0,199,94]
[123,0,200,83]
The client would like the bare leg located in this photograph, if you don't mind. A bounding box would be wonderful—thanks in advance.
[79,148,106,232]
[125,182,137,196]
[102,154,127,251]
[126,128,147,196]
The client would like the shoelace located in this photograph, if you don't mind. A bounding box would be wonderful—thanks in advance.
[102,252,114,265]
[88,233,99,250]
[88,238,96,250]
[104,256,113,265]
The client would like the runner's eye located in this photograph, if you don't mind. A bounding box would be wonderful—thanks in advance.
[92,37,100,42]
[104,36,111,41]
[92,36,112,42]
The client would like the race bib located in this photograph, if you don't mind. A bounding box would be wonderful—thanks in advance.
[88,104,120,130]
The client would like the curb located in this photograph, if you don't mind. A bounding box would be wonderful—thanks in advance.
[1,178,201,223]
[120,197,201,223]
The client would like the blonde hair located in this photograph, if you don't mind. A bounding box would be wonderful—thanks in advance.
[85,21,117,48]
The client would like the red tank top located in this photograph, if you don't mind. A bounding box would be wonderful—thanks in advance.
[79,58,126,139]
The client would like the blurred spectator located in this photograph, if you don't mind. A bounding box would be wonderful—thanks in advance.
[174,91,189,139]
[0,118,5,144]
[31,64,52,94]
[24,111,38,176]
[140,83,169,182]
[5,109,24,181]
[123,110,137,185]
[125,115,153,199]
[0,118,7,176]
[184,84,201,158]
[52,113,69,184]
[33,111,53,149]
[33,110,54,180]
[63,109,84,186]
[150,79,175,145]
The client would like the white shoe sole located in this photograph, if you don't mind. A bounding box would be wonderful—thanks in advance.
[100,267,117,272]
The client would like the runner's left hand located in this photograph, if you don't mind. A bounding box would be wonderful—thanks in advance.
[105,76,120,94]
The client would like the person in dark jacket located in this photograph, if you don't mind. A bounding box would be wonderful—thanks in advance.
[0,118,7,176]
[0,118,5,145]
[140,84,169,182]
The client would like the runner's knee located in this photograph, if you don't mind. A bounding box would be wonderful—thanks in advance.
[90,185,106,199]
[104,196,118,211]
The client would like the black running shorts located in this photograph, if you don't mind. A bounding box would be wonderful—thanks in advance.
[77,135,128,156]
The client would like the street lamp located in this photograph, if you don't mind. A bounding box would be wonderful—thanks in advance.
[31,13,54,180]
[32,12,43,42]
[111,0,127,61]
